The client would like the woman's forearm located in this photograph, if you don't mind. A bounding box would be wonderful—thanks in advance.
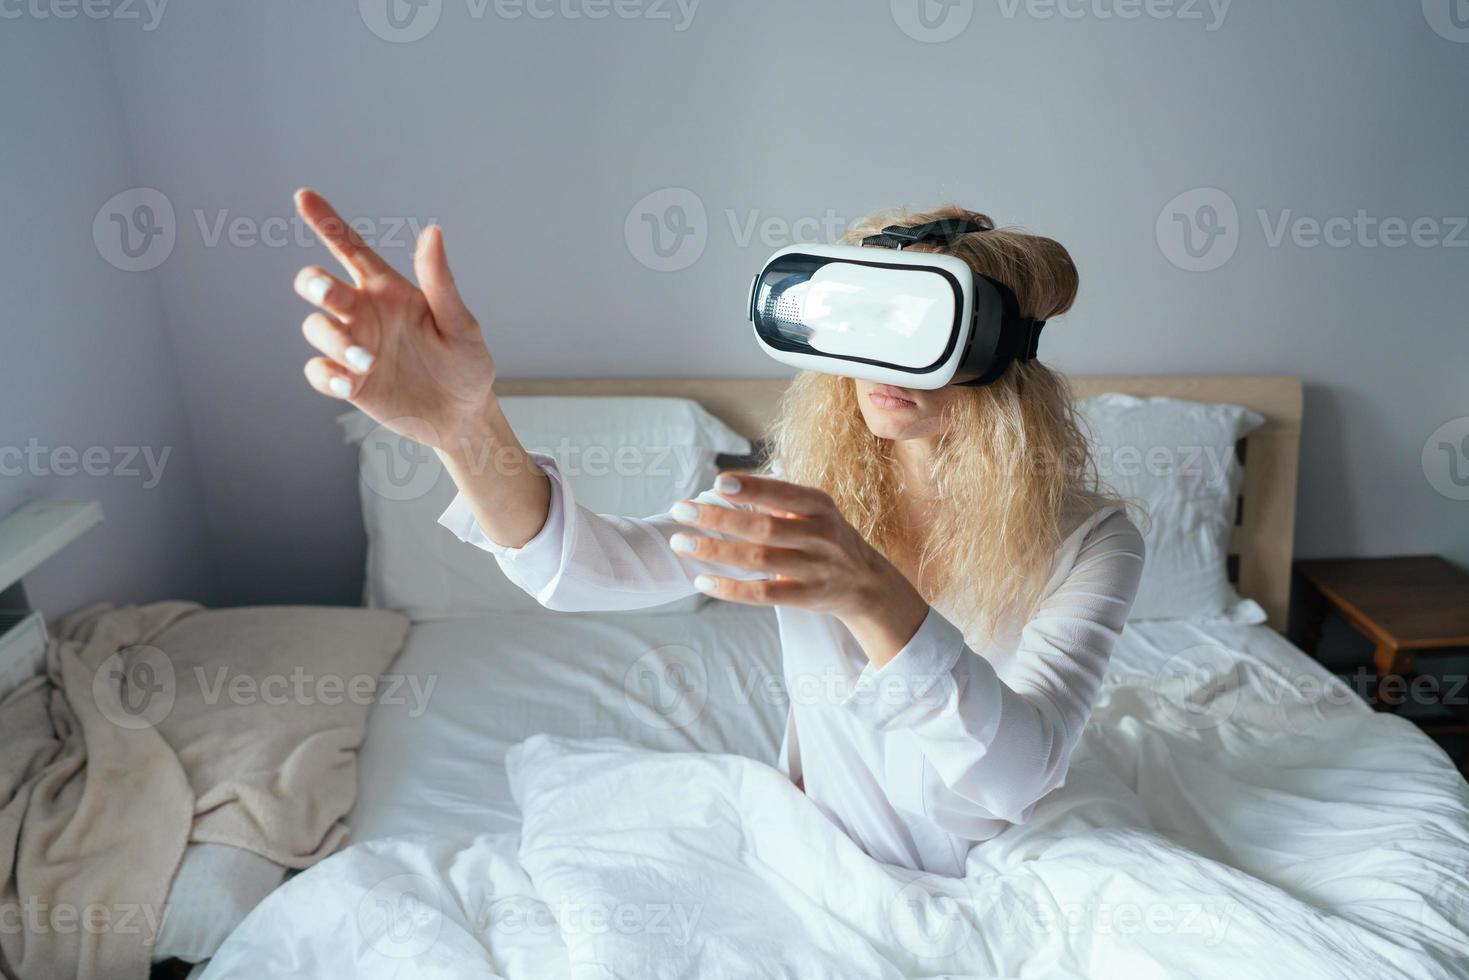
[840,586,930,670]
[434,396,552,549]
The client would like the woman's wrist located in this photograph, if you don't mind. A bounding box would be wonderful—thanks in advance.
[435,395,517,472]
[434,394,553,548]
[839,573,930,670]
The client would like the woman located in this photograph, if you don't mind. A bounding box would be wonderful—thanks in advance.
[290,189,1145,877]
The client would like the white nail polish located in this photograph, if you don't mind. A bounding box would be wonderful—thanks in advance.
[670,533,698,554]
[328,376,352,398]
[670,501,699,523]
[305,276,330,304]
[693,575,718,594]
[714,474,742,495]
[344,346,375,372]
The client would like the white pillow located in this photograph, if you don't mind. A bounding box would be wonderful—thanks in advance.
[341,397,751,619]
[1075,393,1266,623]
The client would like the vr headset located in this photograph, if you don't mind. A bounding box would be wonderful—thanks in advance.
[747,218,1045,389]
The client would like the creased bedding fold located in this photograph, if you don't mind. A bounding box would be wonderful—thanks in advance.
[1,602,196,980]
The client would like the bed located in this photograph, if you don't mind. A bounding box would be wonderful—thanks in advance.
[201,377,1469,980]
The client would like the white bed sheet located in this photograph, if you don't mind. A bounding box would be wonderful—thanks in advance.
[354,604,1398,845]
[350,604,786,843]
[208,609,1469,979]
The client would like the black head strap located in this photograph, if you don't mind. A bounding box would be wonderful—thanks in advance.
[982,275,1046,361]
[955,275,1046,386]
[860,218,992,249]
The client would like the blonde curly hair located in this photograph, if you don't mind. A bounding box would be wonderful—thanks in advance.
[767,205,1106,641]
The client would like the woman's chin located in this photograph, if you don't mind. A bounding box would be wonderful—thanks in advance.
[861,412,937,442]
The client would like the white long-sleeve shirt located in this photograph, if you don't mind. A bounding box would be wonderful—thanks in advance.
[439,454,1144,877]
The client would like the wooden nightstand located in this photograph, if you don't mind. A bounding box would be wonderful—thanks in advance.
[1295,556,1469,742]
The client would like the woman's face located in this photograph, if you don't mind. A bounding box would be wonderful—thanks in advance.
[853,380,964,442]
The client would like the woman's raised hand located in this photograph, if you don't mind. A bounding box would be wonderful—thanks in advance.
[292,189,497,451]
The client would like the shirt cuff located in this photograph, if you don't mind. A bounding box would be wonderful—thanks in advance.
[436,452,568,588]
[841,606,968,732]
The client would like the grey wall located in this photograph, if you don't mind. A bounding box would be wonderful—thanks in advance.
[6,1,1465,609]
[0,19,214,617]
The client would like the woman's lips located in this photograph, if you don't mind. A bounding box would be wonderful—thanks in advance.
[867,385,918,410]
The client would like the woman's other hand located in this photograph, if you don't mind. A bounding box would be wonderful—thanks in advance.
[668,474,930,667]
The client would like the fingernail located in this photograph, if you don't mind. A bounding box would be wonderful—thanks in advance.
[693,575,718,594]
[344,346,375,372]
[328,376,352,398]
[714,474,742,495]
[670,533,698,554]
[305,276,330,304]
[670,501,699,523]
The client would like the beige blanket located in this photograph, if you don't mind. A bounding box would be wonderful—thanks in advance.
[0,602,408,979]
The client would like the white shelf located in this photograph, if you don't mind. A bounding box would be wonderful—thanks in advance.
[0,500,104,595]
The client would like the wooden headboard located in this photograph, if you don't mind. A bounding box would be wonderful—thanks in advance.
[497,375,1304,631]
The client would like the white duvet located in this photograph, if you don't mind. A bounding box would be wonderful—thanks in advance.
[203,640,1469,980]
